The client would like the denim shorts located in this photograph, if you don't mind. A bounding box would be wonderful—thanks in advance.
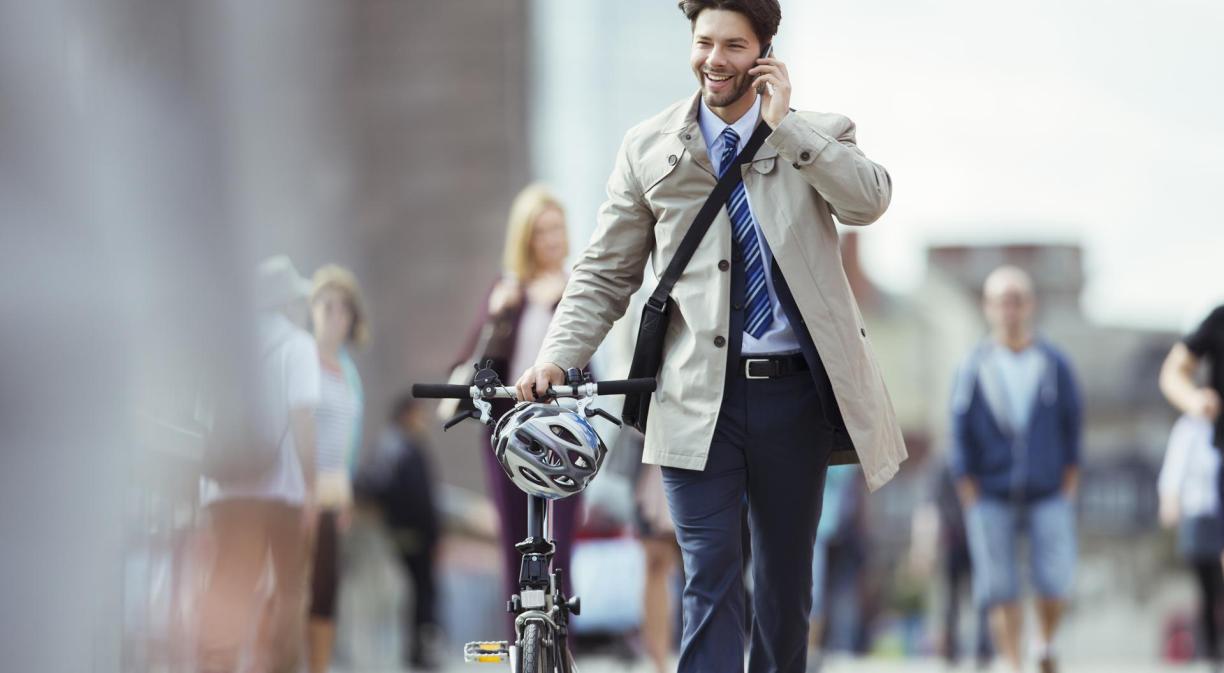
[964,493,1077,608]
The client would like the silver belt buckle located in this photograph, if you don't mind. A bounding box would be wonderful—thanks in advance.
[744,357,771,380]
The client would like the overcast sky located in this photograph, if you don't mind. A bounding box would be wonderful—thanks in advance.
[784,0,1223,330]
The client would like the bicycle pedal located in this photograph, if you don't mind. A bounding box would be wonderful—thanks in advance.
[463,640,509,663]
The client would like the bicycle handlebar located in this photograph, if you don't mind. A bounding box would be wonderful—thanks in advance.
[587,378,656,396]
[411,377,655,401]
[410,383,472,399]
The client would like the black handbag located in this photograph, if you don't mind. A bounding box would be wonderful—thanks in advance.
[622,121,773,432]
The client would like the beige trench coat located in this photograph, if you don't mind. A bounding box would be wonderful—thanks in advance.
[537,93,907,491]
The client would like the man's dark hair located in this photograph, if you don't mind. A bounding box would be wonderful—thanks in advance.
[677,0,782,45]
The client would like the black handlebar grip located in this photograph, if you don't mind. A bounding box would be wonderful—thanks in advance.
[411,383,471,399]
[594,378,657,395]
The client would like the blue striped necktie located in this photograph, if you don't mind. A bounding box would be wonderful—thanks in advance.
[718,126,774,339]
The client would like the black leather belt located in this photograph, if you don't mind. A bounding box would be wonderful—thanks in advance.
[740,352,809,379]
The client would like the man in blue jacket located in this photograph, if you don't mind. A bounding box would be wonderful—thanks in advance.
[950,266,1082,673]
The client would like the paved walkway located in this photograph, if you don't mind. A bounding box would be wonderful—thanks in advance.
[343,655,1203,673]
[333,515,1199,673]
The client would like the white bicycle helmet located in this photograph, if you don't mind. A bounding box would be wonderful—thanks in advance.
[491,402,607,500]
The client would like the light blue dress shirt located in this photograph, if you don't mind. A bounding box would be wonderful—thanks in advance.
[697,95,801,355]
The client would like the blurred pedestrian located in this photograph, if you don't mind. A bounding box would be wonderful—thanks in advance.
[1161,304,1224,505]
[452,183,580,634]
[909,462,993,668]
[355,394,442,670]
[1158,413,1224,670]
[950,266,1082,673]
[623,429,682,673]
[807,465,856,672]
[1160,303,1224,437]
[197,255,321,673]
[306,264,367,673]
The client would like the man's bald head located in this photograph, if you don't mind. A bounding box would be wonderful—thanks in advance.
[983,265,1035,302]
[982,265,1037,345]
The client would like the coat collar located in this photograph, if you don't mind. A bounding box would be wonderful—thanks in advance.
[664,91,778,177]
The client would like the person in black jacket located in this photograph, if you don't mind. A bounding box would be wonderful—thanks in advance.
[355,394,441,670]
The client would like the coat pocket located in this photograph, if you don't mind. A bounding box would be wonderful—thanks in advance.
[976,430,1013,475]
[639,141,687,195]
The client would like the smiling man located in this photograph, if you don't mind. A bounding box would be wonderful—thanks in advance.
[515,1,905,670]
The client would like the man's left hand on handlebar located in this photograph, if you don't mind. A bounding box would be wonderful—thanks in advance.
[515,362,566,402]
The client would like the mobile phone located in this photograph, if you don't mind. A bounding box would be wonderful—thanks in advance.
[755,43,774,94]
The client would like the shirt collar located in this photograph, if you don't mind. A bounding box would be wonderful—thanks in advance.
[986,338,1041,360]
[698,94,762,153]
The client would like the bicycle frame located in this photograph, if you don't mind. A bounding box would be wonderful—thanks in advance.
[416,364,654,671]
[508,494,575,673]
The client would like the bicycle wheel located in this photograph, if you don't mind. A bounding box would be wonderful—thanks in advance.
[519,622,551,673]
[553,633,576,673]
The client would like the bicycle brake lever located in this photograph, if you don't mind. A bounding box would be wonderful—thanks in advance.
[443,410,479,431]
[584,406,623,428]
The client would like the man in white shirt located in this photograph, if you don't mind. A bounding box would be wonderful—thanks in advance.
[197,256,321,673]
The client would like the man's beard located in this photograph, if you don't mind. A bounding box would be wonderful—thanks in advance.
[699,70,753,109]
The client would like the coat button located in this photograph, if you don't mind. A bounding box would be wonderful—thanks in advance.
[713,336,726,348]
[668,154,678,166]
[684,133,693,141]
[799,150,812,161]
[861,327,867,337]
[718,259,730,271]
[792,162,801,170]
[733,302,744,311]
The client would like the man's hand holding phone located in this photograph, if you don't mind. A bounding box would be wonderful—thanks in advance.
[751,43,792,128]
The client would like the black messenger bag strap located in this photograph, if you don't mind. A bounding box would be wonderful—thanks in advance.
[621,121,773,433]
[645,120,773,312]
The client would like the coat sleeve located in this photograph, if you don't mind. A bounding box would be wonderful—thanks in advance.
[451,281,499,372]
[536,133,656,371]
[1059,356,1083,468]
[948,359,976,481]
[765,112,892,226]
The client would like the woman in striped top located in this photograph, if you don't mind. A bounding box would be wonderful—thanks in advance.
[308,264,367,673]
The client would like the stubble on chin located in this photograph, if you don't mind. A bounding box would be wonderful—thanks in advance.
[700,74,752,109]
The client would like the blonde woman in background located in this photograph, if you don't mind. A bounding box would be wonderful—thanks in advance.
[307,264,367,673]
[452,183,578,637]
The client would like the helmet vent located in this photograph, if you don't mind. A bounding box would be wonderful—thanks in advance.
[549,425,581,446]
[518,467,547,487]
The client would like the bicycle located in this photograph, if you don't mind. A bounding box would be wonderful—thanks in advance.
[413,362,655,673]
